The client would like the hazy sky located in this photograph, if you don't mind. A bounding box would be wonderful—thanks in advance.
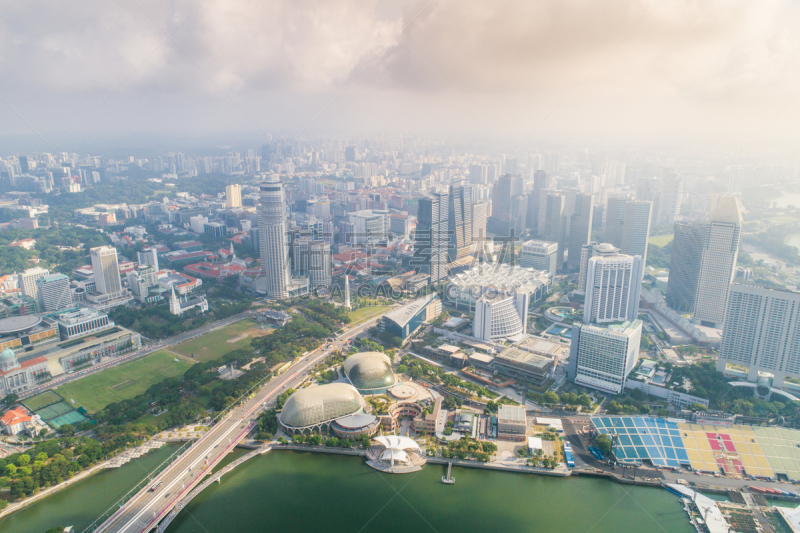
[1,0,799,152]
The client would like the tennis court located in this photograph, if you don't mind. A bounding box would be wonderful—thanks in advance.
[49,410,87,427]
[22,390,63,411]
[36,401,75,422]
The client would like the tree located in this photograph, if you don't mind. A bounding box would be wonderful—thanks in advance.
[2,393,18,407]
[4,464,16,477]
[577,394,592,408]
[543,391,559,404]
[16,454,30,467]
[595,434,612,455]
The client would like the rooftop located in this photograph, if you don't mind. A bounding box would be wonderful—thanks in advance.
[382,294,438,328]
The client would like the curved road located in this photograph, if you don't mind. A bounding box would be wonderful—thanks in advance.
[96,316,380,533]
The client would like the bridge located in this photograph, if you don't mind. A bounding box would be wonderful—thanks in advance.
[87,316,381,533]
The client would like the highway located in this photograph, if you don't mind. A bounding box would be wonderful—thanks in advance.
[96,316,380,533]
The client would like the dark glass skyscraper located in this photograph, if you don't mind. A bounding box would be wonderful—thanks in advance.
[567,193,594,272]
[415,192,449,283]
[448,181,472,262]
[665,221,705,312]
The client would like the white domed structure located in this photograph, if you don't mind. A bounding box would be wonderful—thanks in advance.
[279,383,364,434]
[367,435,426,473]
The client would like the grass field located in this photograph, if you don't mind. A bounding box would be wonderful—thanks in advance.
[22,390,63,411]
[348,306,392,325]
[648,234,674,247]
[55,351,194,413]
[171,319,270,362]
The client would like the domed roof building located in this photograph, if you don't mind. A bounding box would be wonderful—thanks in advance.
[343,352,396,394]
[279,383,364,434]
[0,348,20,373]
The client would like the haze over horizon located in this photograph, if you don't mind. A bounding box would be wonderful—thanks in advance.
[1,0,799,156]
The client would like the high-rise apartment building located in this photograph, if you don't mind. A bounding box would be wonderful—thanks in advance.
[620,200,652,266]
[293,239,331,290]
[665,221,705,312]
[578,242,619,292]
[717,283,800,389]
[37,273,73,312]
[604,194,629,248]
[520,240,558,277]
[448,181,472,262]
[90,246,123,298]
[415,192,449,284]
[693,196,743,327]
[583,252,643,324]
[567,193,594,272]
[259,178,290,299]
[19,267,50,300]
[568,320,642,394]
[225,184,242,208]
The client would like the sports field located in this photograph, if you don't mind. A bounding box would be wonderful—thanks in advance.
[348,306,392,325]
[22,390,63,411]
[648,234,674,247]
[55,351,194,413]
[171,319,271,362]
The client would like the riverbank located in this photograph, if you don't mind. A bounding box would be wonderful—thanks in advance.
[0,439,169,521]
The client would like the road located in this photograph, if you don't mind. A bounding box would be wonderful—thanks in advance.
[19,311,259,401]
[96,316,380,533]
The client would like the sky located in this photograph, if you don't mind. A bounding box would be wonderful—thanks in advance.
[1,0,799,153]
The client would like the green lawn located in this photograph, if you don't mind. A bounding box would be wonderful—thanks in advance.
[55,351,194,413]
[347,305,392,325]
[648,234,674,247]
[171,319,269,362]
[22,390,63,411]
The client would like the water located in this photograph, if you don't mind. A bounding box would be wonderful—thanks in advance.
[0,443,180,533]
[165,451,692,533]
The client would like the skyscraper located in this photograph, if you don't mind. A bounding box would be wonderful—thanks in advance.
[307,240,332,290]
[448,181,472,262]
[520,240,558,277]
[583,252,644,324]
[665,221,705,312]
[693,196,743,327]
[528,170,550,234]
[225,184,242,208]
[620,200,652,265]
[567,193,594,271]
[537,188,557,238]
[655,173,683,227]
[495,174,523,222]
[471,201,488,241]
[717,283,800,388]
[19,267,50,300]
[415,192,449,284]
[543,192,564,243]
[509,195,528,235]
[604,194,629,248]
[90,246,123,298]
[259,178,290,299]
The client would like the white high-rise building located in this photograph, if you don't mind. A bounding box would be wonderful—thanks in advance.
[226,184,242,208]
[473,290,529,343]
[471,201,488,241]
[520,240,558,277]
[19,267,50,300]
[258,178,290,299]
[568,320,642,395]
[717,283,800,389]
[693,196,743,327]
[583,252,643,324]
[620,200,652,266]
[37,273,73,312]
[90,246,123,298]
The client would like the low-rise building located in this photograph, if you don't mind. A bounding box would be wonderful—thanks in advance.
[497,404,527,441]
[492,346,556,386]
[379,293,441,343]
[0,348,50,396]
[0,406,40,435]
[56,308,114,340]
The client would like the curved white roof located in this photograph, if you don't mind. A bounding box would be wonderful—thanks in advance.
[279,383,363,429]
[379,448,410,464]
[374,435,421,454]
